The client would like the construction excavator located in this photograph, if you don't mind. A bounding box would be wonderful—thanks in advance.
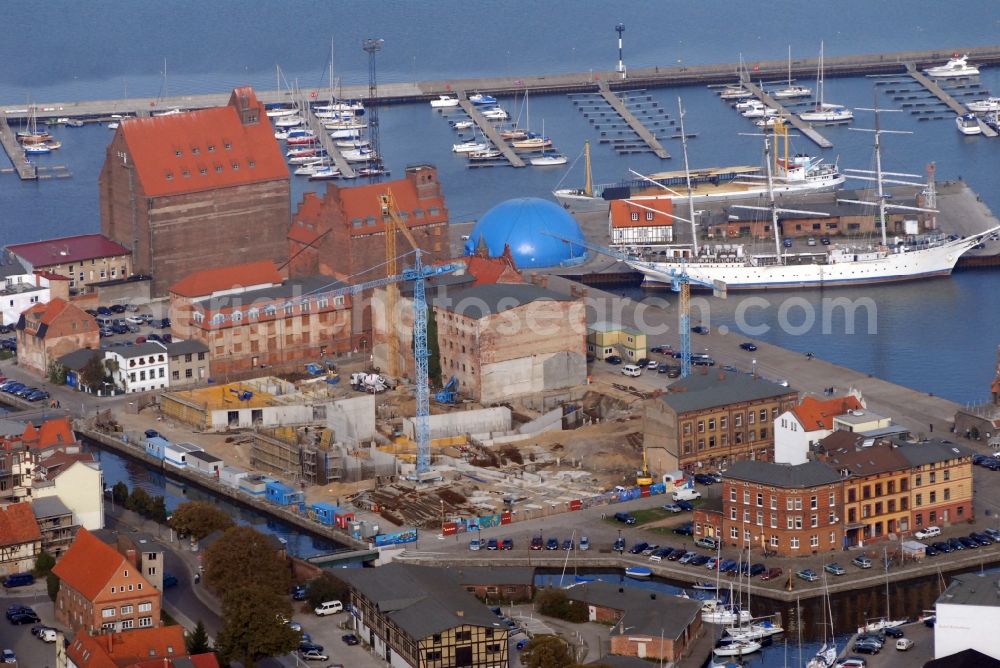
[636,447,654,486]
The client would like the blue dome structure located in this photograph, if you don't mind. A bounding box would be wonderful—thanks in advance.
[463,197,587,269]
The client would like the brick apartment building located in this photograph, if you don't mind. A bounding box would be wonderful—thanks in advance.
[899,440,974,532]
[7,234,132,295]
[53,528,161,634]
[432,283,587,403]
[170,260,353,377]
[16,297,99,377]
[99,87,290,296]
[719,460,844,557]
[67,626,219,668]
[642,372,798,474]
[288,164,449,282]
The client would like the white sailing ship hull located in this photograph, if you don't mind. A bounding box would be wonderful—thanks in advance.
[630,236,988,290]
[703,609,753,625]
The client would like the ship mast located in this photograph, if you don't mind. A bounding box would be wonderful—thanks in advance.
[678,98,699,256]
[840,106,936,246]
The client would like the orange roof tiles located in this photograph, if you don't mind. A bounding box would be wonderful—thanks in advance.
[22,416,75,448]
[119,87,287,198]
[609,198,675,228]
[0,502,41,547]
[68,626,187,668]
[463,245,523,286]
[169,260,283,298]
[52,528,129,599]
[791,395,864,432]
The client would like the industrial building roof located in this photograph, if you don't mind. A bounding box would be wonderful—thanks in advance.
[340,564,504,639]
[169,260,283,298]
[895,439,973,467]
[192,275,345,308]
[8,234,130,268]
[725,460,842,489]
[119,87,287,198]
[834,409,889,426]
[433,283,575,317]
[31,495,71,519]
[790,395,864,431]
[924,648,1000,668]
[660,372,795,414]
[564,581,702,639]
[448,567,536,586]
[108,341,168,359]
[187,450,222,464]
[0,502,41,546]
[822,441,910,476]
[938,572,1000,608]
[165,339,209,357]
[58,348,102,371]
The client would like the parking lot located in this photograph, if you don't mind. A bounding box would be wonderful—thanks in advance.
[1,592,59,668]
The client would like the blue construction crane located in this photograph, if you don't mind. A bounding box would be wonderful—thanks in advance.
[548,234,724,378]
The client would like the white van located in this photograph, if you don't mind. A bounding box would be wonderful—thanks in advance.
[621,364,642,377]
[39,628,57,643]
[672,488,702,502]
[914,526,941,540]
[314,600,344,616]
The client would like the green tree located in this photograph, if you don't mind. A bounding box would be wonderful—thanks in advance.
[203,526,290,598]
[46,573,59,602]
[168,501,234,540]
[215,586,299,668]
[127,487,153,516]
[534,588,587,623]
[46,360,67,385]
[112,481,129,506]
[304,571,350,610]
[522,635,573,668]
[186,619,212,655]
[148,495,168,523]
[34,551,55,577]
[80,353,106,390]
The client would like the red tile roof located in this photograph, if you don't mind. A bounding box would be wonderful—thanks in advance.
[68,626,187,668]
[119,87,287,198]
[609,199,675,228]
[8,234,130,268]
[22,417,76,448]
[0,502,41,547]
[462,245,523,286]
[791,395,864,432]
[36,450,96,480]
[52,528,129,599]
[169,260,283,298]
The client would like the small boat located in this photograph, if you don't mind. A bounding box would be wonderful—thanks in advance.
[452,140,488,154]
[107,121,119,130]
[772,46,811,100]
[314,100,365,114]
[273,115,304,128]
[286,136,321,146]
[713,638,761,657]
[65,119,84,127]
[857,617,906,635]
[22,143,51,154]
[323,120,367,131]
[152,108,184,117]
[693,581,719,591]
[266,106,299,118]
[956,113,983,135]
[469,93,497,106]
[480,108,509,121]
[329,128,361,139]
[742,106,777,119]
[624,566,651,579]
[511,133,552,151]
[314,110,357,121]
[754,115,784,128]
[702,601,752,625]
[799,42,853,123]
[719,86,753,100]
[430,95,460,108]
[342,147,378,163]
[43,140,61,150]
[451,120,474,130]
[530,153,567,166]
[500,128,528,140]
[294,162,332,176]
[357,166,389,178]
[924,54,980,78]
[286,147,321,157]
[307,167,342,181]
[723,619,784,641]
[335,139,370,149]
[468,149,503,160]
[966,96,1000,112]
[288,154,328,165]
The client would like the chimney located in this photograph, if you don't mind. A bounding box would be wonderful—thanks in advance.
[125,547,138,567]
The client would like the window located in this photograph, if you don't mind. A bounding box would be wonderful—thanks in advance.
[810,496,818,510]
[730,507,737,521]
[743,490,750,504]
[930,472,936,484]
[944,469,950,481]
[630,212,639,222]
[756,511,763,526]
[708,418,716,430]
[810,534,819,548]
[248,160,255,168]
[743,509,750,523]
[185,369,193,378]
[645,211,654,221]
[698,420,705,433]
[786,498,794,511]
[455,630,471,642]
[121,619,134,630]
[734,414,742,427]
[790,537,800,549]
[811,514,818,528]
[915,493,922,507]
[102,608,115,618]
[770,513,777,528]
[318,298,329,309]
[730,488,737,502]
[929,491,937,503]
[787,517,794,529]
[770,535,779,547]
[121,605,133,615]
[794,497,802,510]
[284,304,293,316]
[829,492,836,507]
[770,495,777,510]
[748,411,755,425]
[795,516,802,529]
[756,492,763,507]
[232,311,243,322]
[944,488,950,501]
[683,422,692,436]
[916,474,922,486]
[759,408,767,422]
[731,527,738,539]
[138,616,152,628]
[720,416,727,429]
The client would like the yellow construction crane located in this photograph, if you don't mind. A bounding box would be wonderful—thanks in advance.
[381,189,423,379]
[636,447,654,486]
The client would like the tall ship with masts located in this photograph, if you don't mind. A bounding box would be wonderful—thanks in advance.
[622,109,999,290]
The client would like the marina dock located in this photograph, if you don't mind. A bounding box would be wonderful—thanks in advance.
[456,91,525,168]
[741,80,834,149]
[596,82,669,159]
[0,115,37,180]
[905,64,998,137]
[298,96,357,179]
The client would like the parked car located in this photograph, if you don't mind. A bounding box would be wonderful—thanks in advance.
[614,512,637,525]
[678,551,698,564]
[895,638,914,651]
[676,500,695,511]
[883,627,904,639]
[96,306,112,316]
[126,316,145,325]
[760,567,782,581]
[8,611,39,625]
[689,554,710,566]
[341,634,360,646]
[299,641,325,653]
[694,536,718,550]
[314,600,344,616]
[486,538,499,551]
[821,236,831,245]
[110,304,127,314]
[782,238,793,248]
[613,537,626,552]
[824,563,846,576]
[640,544,659,556]
[924,545,939,557]
[705,556,718,570]
[646,360,659,370]
[2,649,15,664]
[649,548,671,562]
[985,528,1000,542]
[662,503,683,513]
[530,536,544,550]
[914,526,941,540]
[579,536,589,551]
[502,538,513,551]
[692,325,710,335]
[300,649,329,661]
[667,549,686,561]
[2,573,33,588]
[796,569,819,582]
[948,537,965,551]
[852,555,873,569]
[545,538,559,550]
[807,236,817,246]
[740,342,758,351]
[932,541,952,553]
[562,539,574,551]
[469,539,481,551]
[605,355,623,365]
[694,473,716,485]
[291,585,307,601]
[628,542,649,555]
[748,563,767,577]
[959,536,979,549]
[853,639,881,655]
[673,522,694,536]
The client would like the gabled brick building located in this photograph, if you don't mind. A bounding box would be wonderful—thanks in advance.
[15,297,99,376]
[53,528,161,634]
[7,233,132,295]
[66,626,219,668]
[100,87,290,296]
[0,502,42,576]
[288,164,449,281]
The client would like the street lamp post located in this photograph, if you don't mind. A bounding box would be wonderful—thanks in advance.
[615,23,626,79]
[618,528,623,556]
[752,359,757,377]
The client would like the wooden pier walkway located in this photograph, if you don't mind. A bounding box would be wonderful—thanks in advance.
[456,92,525,168]
[597,82,669,158]
[298,96,357,179]
[905,63,998,137]
[741,81,834,149]
[0,116,37,180]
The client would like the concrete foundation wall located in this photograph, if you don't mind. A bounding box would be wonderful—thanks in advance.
[402,406,512,441]
[327,395,377,446]
[517,407,564,435]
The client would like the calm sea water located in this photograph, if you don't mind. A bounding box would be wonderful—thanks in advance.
[2,2,999,407]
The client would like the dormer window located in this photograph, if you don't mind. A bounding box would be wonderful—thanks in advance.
[207,144,215,152]
[199,168,208,176]
[174,150,182,157]
[165,171,173,180]
[191,147,200,155]
[231,161,239,170]
[224,142,232,150]
[215,165,223,173]
[182,170,190,178]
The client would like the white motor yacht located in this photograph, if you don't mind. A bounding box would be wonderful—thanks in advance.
[966,96,1000,113]
[452,140,488,154]
[430,95,459,108]
[924,54,980,78]
[956,113,983,135]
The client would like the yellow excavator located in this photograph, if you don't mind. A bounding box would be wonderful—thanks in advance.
[636,447,654,486]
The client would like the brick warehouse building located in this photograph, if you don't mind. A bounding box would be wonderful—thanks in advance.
[642,372,798,474]
[16,298,100,377]
[288,164,449,281]
[100,87,290,296]
[169,261,353,377]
